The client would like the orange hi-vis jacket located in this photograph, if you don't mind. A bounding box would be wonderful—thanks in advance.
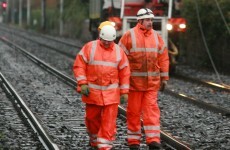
[119,23,169,91]
[73,40,130,105]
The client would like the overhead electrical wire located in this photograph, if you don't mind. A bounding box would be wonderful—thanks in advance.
[214,0,230,88]
[194,0,225,86]
[214,0,230,34]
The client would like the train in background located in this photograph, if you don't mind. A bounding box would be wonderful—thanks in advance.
[89,0,186,73]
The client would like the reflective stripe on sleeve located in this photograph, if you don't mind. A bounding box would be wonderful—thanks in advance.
[160,72,168,77]
[158,46,166,54]
[119,42,129,55]
[120,84,129,89]
[119,61,129,70]
[79,51,88,63]
[88,83,119,90]
[76,75,86,81]
[131,72,160,77]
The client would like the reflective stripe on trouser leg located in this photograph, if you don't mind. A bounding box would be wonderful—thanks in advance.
[142,91,161,144]
[97,104,118,150]
[85,104,101,147]
[127,91,143,145]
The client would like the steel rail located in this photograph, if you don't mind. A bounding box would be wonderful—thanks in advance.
[0,24,81,48]
[0,26,76,59]
[164,89,230,117]
[118,106,191,150]
[0,72,59,150]
[173,74,230,92]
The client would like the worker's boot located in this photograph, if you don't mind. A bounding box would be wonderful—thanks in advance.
[148,142,162,150]
[129,144,140,150]
[88,146,98,150]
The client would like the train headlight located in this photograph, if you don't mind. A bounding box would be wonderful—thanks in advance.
[179,23,186,29]
[167,24,173,31]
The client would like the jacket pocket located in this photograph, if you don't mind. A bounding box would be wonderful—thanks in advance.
[154,64,160,72]
[130,63,142,71]
[110,78,119,84]
[107,71,118,84]
[87,76,98,83]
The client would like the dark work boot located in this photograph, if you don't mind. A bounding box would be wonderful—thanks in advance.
[129,144,140,150]
[88,146,98,150]
[148,142,162,150]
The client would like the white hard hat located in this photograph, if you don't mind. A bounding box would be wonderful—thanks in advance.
[136,8,154,20]
[99,25,116,41]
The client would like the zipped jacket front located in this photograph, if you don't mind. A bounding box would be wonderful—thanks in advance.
[119,23,169,91]
[73,40,130,105]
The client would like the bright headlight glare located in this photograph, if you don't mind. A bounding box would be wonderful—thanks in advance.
[179,24,186,29]
[167,24,173,30]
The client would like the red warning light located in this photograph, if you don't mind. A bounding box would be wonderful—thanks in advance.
[2,2,7,9]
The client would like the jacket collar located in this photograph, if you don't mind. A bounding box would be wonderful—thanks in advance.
[136,23,152,37]
[99,39,115,50]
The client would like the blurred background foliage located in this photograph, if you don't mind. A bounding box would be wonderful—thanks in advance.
[30,0,89,38]
[61,1,89,38]
[181,0,229,72]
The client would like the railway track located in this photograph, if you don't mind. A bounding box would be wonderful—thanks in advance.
[0,72,46,149]
[0,24,229,149]
[0,34,190,149]
[172,74,230,92]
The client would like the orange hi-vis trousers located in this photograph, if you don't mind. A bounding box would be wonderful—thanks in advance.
[85,103,118,150]
[127,90,161,145]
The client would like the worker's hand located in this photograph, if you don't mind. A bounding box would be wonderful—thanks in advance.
[81,84,90,96]
[160,80,167,92]
[120,94,128,104]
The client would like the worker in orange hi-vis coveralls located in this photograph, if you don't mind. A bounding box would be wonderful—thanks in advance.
[118,8,169,150]
[73,25,130,150]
